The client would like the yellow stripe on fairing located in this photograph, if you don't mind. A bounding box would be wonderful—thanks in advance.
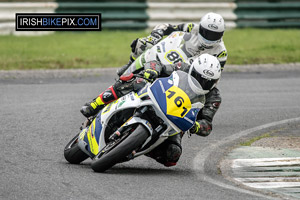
[87,119,99,155]
[169,132,180,137]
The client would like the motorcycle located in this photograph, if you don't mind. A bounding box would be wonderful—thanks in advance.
[64,70,206,172]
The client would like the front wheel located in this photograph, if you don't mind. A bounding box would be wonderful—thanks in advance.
[91,124,149,172]
[64,134,89,164]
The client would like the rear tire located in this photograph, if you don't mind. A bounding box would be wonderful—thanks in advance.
[64,134,89,164]
[91,125,149,172]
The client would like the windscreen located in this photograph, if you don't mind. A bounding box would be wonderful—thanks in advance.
[174,71,206,106]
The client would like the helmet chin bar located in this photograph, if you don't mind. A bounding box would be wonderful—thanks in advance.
[200,43,214,49]
[198,34,219,49]
[188,74,209,95]
[198,23,223,49]
[187,67,209,95]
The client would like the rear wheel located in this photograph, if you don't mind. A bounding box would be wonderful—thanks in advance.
[64,134,89,164]
[91,125,149,172]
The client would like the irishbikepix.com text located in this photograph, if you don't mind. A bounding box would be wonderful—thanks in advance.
[16,13,101,31]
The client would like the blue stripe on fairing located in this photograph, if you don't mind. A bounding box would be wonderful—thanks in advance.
[95,113,103,143]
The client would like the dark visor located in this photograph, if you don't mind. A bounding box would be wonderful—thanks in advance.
[199,25,224,41]
[191,68,218,90]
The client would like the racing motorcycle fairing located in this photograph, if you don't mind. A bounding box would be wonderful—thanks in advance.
[78,93,146,157]
[76,71,205,166]
[148,71,204,132]
[77,115,104,157]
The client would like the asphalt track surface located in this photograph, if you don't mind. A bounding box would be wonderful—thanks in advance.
[1,69,300,200]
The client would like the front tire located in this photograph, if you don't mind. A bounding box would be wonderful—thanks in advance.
[91,125,149,172]
[64,134,89,164]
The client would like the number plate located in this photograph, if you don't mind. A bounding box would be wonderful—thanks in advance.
[164,50,184,64]
[165,86,191,118]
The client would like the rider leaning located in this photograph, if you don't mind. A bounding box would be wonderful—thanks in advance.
[81,54,222,167]
[80,12,226,167]
[118,12,227,75]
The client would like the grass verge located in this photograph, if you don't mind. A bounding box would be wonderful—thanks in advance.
[240,133,271,146]
[0,31,146,70]
[223,28,300,65]
[1,28,299,70]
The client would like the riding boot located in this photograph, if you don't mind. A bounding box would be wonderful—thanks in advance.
[80,86,119,118]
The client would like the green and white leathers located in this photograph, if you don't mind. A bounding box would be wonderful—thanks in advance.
[123,31,194,76]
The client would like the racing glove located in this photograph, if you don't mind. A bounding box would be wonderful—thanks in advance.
[143,69,159,82]
[189,120,212,137]
[130,30,164,55]
[146,29,164,45]
[130,37,148,61]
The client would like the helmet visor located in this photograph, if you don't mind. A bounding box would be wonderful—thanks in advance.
[191,68,218,90]
[199,25,224,41]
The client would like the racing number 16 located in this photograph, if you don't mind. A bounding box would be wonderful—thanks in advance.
[167,90,188,117]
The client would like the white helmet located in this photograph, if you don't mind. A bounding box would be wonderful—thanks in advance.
[198,12,225,48]
[188,54,221,93]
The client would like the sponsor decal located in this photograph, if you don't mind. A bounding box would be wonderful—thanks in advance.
[118,100,125,108]
[103,92,111,99]
[203,69,214,77]
[102,101,116,114]
[130,93,135,101]
[208,24,218,30]
[217,51,227,58]
[156,46,161,53]
[146,121,152,130]
[187,23,194,32]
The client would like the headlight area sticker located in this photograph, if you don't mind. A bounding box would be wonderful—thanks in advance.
[16,13,101,31]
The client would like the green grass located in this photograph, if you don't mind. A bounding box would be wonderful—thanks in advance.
[240,133,271,146]
[0,29,300,70]
[223,28,300,65]
[0,31,147,70]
